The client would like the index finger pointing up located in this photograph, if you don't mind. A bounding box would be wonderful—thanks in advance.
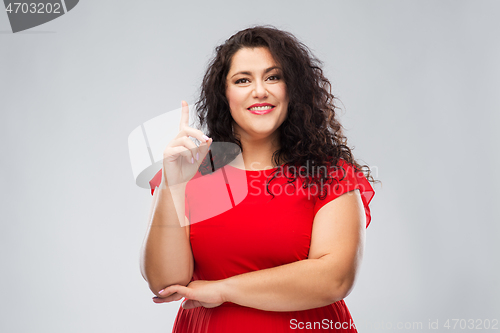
[179,100,189,131]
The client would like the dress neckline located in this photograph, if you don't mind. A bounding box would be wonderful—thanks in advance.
[225,164,285,173]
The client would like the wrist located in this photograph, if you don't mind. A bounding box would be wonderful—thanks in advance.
[159,177,186,193]
[169,183,187,194]
[217,278,231,304]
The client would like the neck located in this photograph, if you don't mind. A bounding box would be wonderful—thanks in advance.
[233,130,283,171]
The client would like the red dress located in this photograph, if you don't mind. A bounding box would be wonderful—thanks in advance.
[149,158,375,333]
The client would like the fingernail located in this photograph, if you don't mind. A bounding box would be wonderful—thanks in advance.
[158,289,164,294]
[191,157,194,164]
[196,152,199,161]
[202,134,209,141]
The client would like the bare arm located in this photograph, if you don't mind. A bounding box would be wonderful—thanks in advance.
[218,189,366,311]
[140,101,211,298]
[139,179,193,297]
[157,188,367,311]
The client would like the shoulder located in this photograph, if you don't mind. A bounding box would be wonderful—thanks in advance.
[314,158,375,227]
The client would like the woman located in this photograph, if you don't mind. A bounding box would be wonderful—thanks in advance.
[141,25,377,332]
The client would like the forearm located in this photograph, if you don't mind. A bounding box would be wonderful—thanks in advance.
[140,181,193,296]
[220,258,350,312]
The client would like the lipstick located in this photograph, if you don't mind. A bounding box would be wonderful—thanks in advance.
[247,103,275,115]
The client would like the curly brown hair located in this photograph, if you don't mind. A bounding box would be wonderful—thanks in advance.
[194,25,379,199]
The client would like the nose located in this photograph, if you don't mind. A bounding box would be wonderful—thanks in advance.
[252,80,268,99]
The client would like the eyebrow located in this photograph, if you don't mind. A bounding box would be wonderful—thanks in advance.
[230,66,281,79]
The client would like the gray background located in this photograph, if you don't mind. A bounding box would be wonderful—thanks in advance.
[1,0,499,332]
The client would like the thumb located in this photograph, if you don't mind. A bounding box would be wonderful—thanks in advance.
[182,299,203,309]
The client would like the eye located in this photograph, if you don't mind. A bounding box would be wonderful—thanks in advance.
[267,75,281,81]
[235,78,249,84]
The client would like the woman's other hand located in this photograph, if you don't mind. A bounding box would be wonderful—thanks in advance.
[152,280,225,309]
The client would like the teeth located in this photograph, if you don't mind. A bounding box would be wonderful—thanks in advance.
[249,106,273,111]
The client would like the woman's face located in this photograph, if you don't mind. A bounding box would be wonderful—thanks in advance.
[225,47,289,144]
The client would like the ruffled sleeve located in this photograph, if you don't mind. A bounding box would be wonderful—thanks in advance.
[313,159,375,228]
[149,169,162,196]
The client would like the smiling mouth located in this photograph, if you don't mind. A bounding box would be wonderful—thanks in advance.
[248,105,275,111]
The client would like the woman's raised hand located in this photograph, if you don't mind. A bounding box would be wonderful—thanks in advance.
[161,101,212,189]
